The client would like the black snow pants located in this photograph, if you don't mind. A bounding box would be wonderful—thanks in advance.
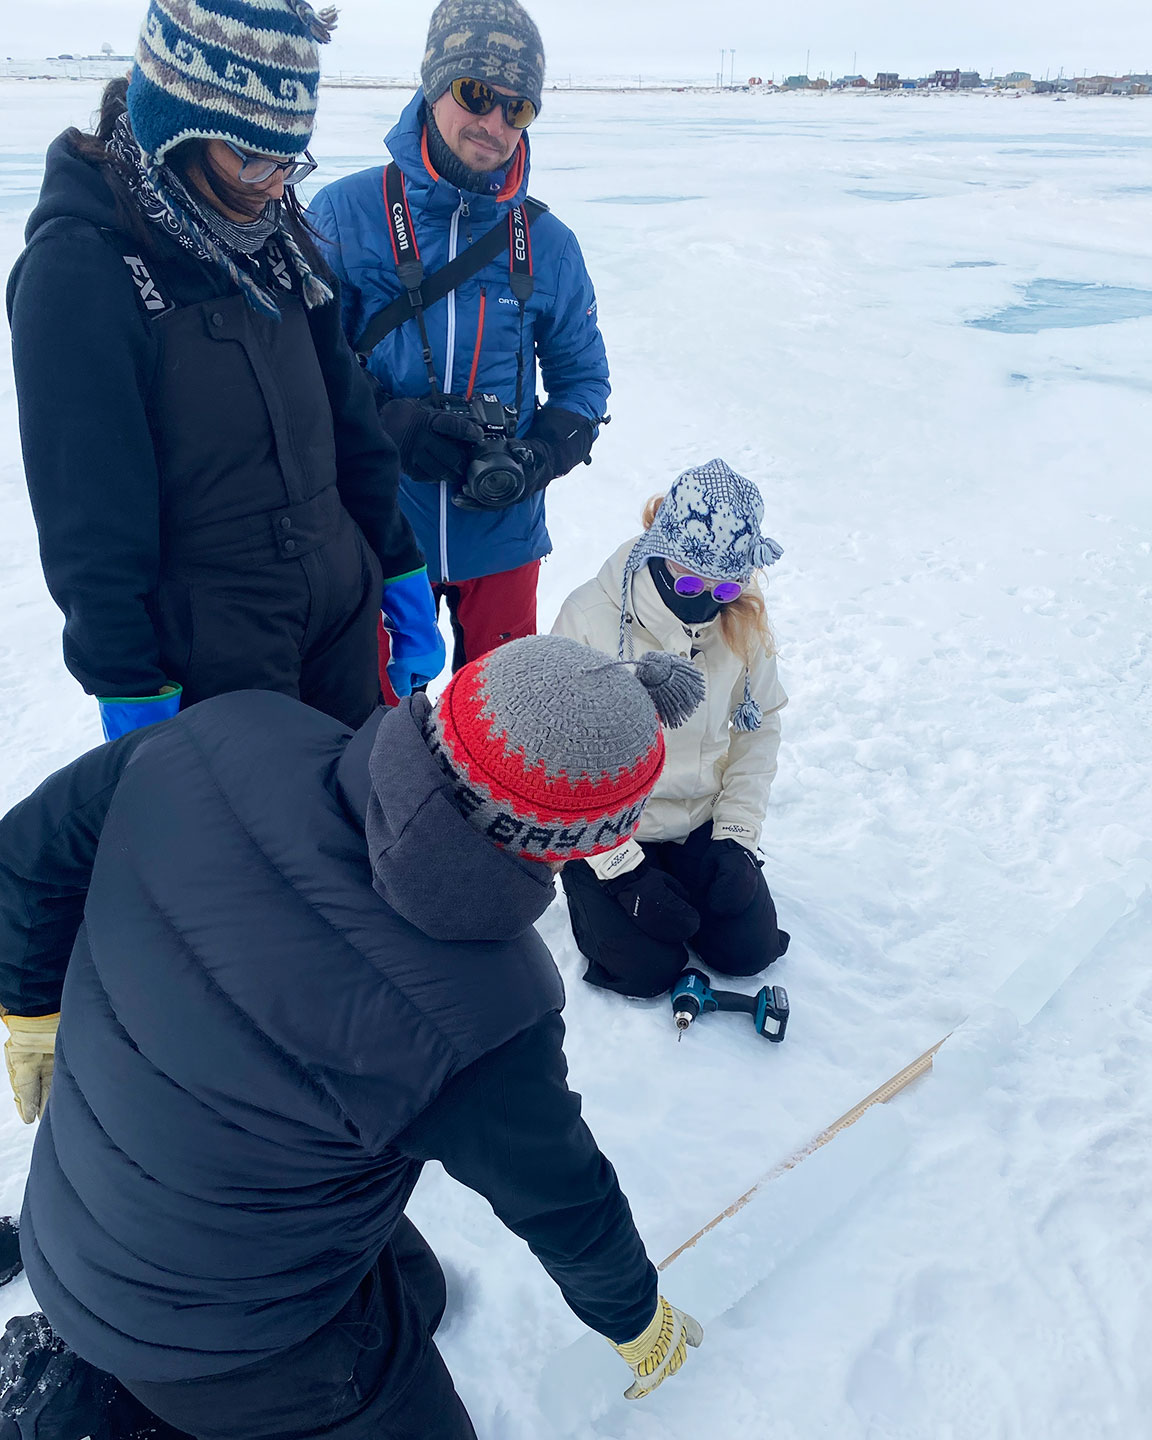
[157,486,383,730]
[562,821,790,998]
[121,1219,476,1440]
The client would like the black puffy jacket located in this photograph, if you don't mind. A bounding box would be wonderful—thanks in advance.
[6,133,423,710]
[0,691,656,1381]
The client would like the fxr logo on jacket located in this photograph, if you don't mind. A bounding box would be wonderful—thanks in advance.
[122,254,170,314]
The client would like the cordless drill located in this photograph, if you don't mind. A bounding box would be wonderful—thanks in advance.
[671,967,790,1043]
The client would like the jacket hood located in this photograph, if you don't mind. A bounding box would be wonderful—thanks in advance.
[385,90,531,219]
[25,132,122,244]
[363,695,556,941]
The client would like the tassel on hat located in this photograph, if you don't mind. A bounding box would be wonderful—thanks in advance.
[140,152,333,320]
[753,535,784,568]
[278,226,335,309]
[732,673,763,732]
[288,2,339,43]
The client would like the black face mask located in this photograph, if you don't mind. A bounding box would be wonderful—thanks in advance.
[648,559,723,626]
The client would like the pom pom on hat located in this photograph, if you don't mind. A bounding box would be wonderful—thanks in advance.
[631,651,706,730]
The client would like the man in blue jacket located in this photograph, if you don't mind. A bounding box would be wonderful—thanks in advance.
[311,0,610,701]
[0,636,703,1439]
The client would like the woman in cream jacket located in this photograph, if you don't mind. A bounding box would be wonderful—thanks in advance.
[552,459,790,997]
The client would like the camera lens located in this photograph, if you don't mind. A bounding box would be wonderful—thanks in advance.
[464,443,526,508]
[472,467,523,504]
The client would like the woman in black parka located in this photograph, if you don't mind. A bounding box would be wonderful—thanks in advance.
[6,1,445,742]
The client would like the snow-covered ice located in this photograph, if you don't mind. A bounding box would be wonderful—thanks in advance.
[1,86,1150,1438]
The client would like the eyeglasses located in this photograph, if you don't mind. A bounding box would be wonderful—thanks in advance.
[671,572,744,603]
[221,141,317,186]
[449,77,537,129]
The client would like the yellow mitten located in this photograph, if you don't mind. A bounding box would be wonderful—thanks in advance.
[609,1294,704,1400]
[2,1013,59,1124]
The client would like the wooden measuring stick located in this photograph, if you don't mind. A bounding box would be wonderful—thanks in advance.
[658,1035,948,1270]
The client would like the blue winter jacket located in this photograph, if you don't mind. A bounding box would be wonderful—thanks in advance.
[310,92,610,584]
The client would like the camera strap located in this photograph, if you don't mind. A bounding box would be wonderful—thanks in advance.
[355,164,546,392]
[507,201,534,418]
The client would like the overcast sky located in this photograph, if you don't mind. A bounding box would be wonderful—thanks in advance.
[4,0,1150,80]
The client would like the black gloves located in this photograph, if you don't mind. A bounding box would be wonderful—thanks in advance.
[604,861,701,944]
[701,839,763,917]
[378,397,484,487]
[379,398,598,499]
[520,407,598,492]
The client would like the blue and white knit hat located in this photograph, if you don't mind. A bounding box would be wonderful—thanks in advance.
[619,458,783,732]
[123,0,336,318]
[127,0,336,164]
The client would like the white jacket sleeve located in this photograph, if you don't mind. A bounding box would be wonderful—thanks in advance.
[551,593,594,646]
[710,651,788,851]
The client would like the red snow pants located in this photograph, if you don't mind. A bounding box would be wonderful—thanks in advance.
[378,558,540,705]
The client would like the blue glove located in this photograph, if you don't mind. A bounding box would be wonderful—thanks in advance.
[98,685,182,742]
[381,569,446,698]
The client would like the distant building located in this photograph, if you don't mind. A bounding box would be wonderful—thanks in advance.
[1076,75,1117,95]
[810,77,830,90]
[959,71,982,89]
[875,72,900,90]
[932,69,961,89]
[784,75,809,89]
[1004,71,1031,84]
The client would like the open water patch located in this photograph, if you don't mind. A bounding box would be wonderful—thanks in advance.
[950,260,1000,269]
[969,279,1152,334]
[591,194,703,205]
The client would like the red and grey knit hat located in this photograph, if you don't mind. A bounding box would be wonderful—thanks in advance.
[421,634,704,863]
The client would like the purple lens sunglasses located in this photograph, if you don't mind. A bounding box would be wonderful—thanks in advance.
[671,572,744,603]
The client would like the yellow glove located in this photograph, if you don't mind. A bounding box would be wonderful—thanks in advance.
[609,1294,704,1400]
[2,1013,59,1124]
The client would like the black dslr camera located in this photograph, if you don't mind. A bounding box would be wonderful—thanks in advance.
[437,393,528,510]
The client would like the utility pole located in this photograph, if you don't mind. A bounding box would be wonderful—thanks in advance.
[805,48,811,79]
[719,48,724,89]
[729,49,736,87]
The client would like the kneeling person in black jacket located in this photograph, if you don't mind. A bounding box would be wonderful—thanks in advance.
[0,635,705,1440]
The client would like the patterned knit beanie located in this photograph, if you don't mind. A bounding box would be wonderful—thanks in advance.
[620,458,784,732]
[122,1,336,319]
[422,635,705,863]
[127,0,335,164]
[421,0,546,113]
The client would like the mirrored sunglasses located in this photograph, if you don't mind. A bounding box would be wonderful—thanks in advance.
[449,77,537,129]
[672,573,744,603]
[222,141,317,186]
